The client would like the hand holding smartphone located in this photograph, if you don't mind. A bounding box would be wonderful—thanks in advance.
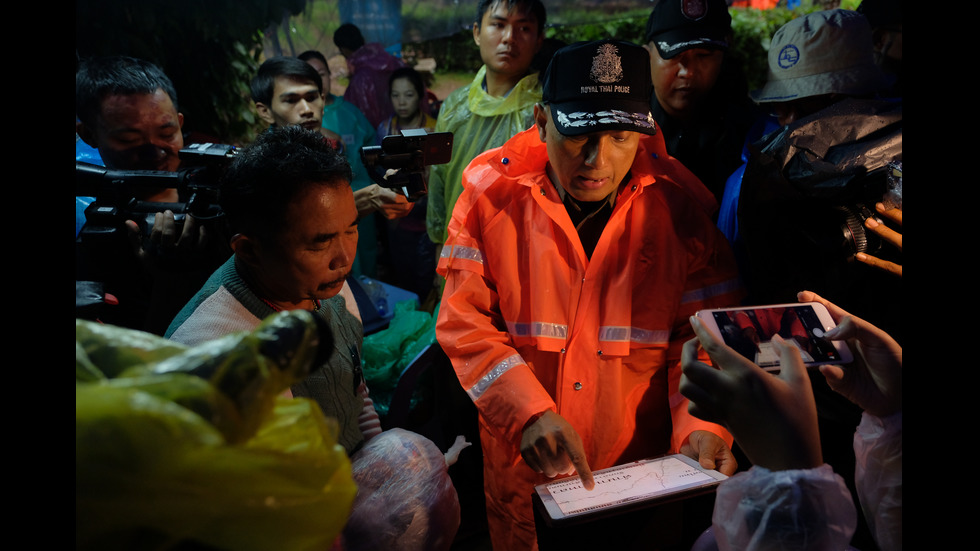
[695,302,853,371]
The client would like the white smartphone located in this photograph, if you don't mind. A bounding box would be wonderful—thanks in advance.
[695,302,853,370]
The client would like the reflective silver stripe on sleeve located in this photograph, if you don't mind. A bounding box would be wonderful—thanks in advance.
[442,244,484,264]
[467,354,525,402]
[681,278,742,305]
[598,326,670,345]
[506,321,569,339]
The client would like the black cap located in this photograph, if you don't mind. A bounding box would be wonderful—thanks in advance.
[541,40,657,137]
[645,0,731,59]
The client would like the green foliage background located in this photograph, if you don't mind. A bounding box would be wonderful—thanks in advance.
[76,0,861,144]
[411,0,862,92]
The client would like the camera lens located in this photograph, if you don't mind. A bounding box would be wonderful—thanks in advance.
[835,204,879,256]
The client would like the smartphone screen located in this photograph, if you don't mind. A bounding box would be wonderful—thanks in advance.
[702,304,847,369]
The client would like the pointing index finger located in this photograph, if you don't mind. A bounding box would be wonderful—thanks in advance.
[571,451,594,491]
[558,431,594,491]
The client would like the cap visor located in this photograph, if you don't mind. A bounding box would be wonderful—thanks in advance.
[550,102,657,136]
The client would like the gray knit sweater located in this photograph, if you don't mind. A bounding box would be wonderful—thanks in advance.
[166,256,379,454]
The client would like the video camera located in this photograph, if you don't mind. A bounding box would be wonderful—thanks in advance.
[76,143,236,242]
[360,129,453,202]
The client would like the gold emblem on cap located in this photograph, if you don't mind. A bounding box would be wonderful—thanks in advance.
[590,43,623,84]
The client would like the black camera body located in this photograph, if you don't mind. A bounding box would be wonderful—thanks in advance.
[360,129,453,201]
[76,143,236,240]
[76,143,237,296]
[75,143,238,327]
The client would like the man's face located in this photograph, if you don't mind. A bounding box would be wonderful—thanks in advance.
[79,88,184,172]
[303,57,332,97]
[769,95,838,127]
[248,182,358,304]
[645,44,724,120]
[473,1,543,79]
[535,104,641,203]
[256,76,324,132]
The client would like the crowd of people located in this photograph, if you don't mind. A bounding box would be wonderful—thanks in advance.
[75,0,901,549]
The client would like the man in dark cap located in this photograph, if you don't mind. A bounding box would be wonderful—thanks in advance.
[436,39,742,550]
[643,0,760,204]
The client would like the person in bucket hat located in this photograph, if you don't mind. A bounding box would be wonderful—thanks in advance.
[752,8,888,124]
[435,39,742,551]
[737,8,900,320]
[730,13,901,549]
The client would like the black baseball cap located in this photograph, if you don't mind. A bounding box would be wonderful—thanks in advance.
[541,39,657,137]
[645,0,731,60]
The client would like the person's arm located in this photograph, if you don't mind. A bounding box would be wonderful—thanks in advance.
[436,186,592,486]
[126,210,216,335]
[353,109,413,220]
[664,200,741,474]
[801,290,903,549]
[424,116,450,245]
[357,379,383,442]
[439,267,594,488]
[687,289,901,551]
[437,265,565,448]
[712,464,857,550]
[354,184,413,220]
[671,326,737,475]
[853,410,902,550]
[801,290,902,418]
[520,410,595,490]
[681,318,822,471]
[682,315,858,549]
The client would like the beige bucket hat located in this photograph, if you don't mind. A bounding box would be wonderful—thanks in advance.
[752,9,887,103]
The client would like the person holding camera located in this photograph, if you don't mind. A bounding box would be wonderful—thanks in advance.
[729,9,902,329]
[716,12,902,548]
[681,290,901,550]
[369,66,440,304]
[75,55,229,334]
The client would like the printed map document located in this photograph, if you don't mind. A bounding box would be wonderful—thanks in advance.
[534,454,727,522]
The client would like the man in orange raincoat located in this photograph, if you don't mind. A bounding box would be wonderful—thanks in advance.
[436,40,743,550]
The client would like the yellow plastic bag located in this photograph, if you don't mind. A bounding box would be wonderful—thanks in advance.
[76,312,357,551]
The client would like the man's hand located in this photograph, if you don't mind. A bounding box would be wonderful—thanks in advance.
[799,291,902,417]
[125,210,208,274]
[354,184,414,220]
[679,430,737,475]
[681,315,822,471]
[520,410,595,490]
[856,202,902,277]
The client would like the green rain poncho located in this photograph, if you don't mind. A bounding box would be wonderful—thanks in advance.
[425,65,541,244]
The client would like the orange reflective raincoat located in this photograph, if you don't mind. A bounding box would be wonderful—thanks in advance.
[436,127,741,549]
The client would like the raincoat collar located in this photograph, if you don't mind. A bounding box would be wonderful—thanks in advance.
[466,65,541,118]
[485,126,669,195]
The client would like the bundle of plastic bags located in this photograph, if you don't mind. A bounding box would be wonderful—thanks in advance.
[76,311,357,551]
[343,429,470,551]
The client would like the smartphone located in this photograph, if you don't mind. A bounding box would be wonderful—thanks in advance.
[695,302,853,370]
